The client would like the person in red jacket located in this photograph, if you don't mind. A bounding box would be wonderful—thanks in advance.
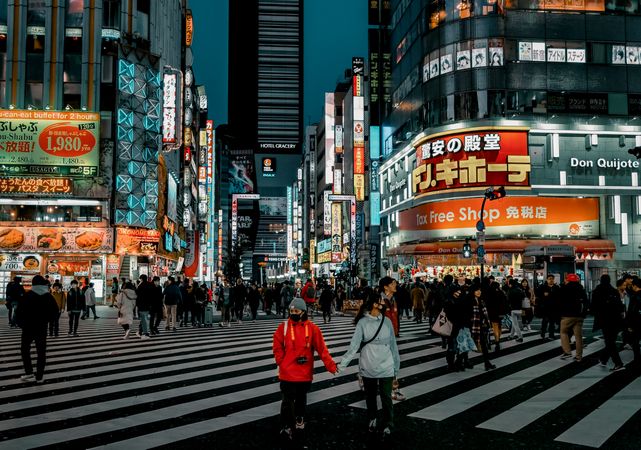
[379,276,400,337]
[273,297,337,442]
[301,278,316,314]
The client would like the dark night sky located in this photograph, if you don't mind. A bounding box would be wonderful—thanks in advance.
[189,0,368,128]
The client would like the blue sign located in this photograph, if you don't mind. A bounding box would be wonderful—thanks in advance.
[370,126,380,159]
[370,192,381,226]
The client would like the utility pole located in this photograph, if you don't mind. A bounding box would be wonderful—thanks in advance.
[475,186,506,283]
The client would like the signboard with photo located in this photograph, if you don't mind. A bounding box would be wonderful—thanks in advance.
[0,109,100,177]
[115,228,160,255]
[0,254,42,273]
[440,54,453,74]
[0,227,113,253]
[612,45,626,64]
[489,47,503,66]
[456,50,471,70]
[472,48,487,67]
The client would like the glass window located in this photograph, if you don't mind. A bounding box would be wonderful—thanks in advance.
[135,0,150,39]
[606,0,639,13]
[63,36,81,108]
[0,0,7,23]
[589,42,607,64]
[27,0,46,27]
[103,0,120,28]
[0,205,103,223]
[488,90,505,117]
[65,0,83,27]
[507,90,547,114]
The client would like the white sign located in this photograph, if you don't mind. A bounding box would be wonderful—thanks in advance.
[456,50,471,70]
[429,59,439,78]
[0,254,42,273]
[627,46,640,65]
[234,194,261,200]
[567,49,586,63]
[519,42,532,61]
[532,42,546,61]
[323,190,332,236]
[489,47,503,66]
[547,47,566,63]
[570,157,640,170]
[613,45,626,64]
[440,54,453,74]
[472,48,487,67]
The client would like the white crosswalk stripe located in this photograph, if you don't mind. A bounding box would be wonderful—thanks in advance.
[0,308,639,449]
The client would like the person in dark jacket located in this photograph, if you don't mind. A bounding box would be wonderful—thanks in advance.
[444,284,474,371]
[163,276,181,331]
[507,279,525,342]
[247,282,261,322]
[231,278,247,323]
[180,279,195,326]
[149,276,164,335]
[319,283,334,324]
[6,276,26,328]
[484,279,509,351]
[66,279,85,336]
[626,278,641,369]
[558,273,589,361]
[592,274,625,371]
[536,274,560,340]
[15,275,58,383]
[135,274,154,339]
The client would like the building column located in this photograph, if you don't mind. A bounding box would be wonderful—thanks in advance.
[6,0,27,107]
[44,0,65,109]
[81,0,102,111]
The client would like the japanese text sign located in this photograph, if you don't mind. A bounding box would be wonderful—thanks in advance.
[0,177,72,195]
[412,128,530,197]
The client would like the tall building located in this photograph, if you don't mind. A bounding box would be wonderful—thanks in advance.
[225,0,304,280]
[0,1,209,299]
[379,0,641,286]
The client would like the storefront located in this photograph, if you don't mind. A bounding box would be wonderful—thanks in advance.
[379,124,641,289]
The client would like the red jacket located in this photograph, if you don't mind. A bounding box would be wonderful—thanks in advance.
[383,295,399,337]
[273,319,337,382]
[301,282,316,305]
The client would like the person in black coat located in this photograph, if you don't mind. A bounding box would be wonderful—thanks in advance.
[484,279,509,351]
[149,276,164,335]
[507,279,525,342]
[444,284,474,371]
[558,274,589,361]
[135,274,155,338]
[15,275,58,383]
[592,274,625,371]
[319,283,334,324]
[536,274,560,340]
[626,279,641,369]
[231,278,247,323]
[247,282,261,322]
[6,276,25,328]
[66,279,85,336]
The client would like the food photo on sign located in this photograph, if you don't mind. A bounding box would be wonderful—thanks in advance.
[0,227,113,253]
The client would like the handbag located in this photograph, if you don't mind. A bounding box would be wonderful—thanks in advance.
[522,297,531,309]
[501,314,512,330]
[456,327,477,353]
[431,309,453,337]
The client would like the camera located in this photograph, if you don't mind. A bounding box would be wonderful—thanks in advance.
[296,356,308,365]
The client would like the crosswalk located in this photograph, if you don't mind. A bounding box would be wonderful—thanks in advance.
[0,307,639,449]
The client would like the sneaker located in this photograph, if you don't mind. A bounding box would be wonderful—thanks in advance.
[516,338,523,343]
[280,427,293,441]
[392,389,406,401]
[295,417,305,430]
[20,374,36,382]
[73,333,79,337]
[94,317,100,320]
[141,335,150,340]
[574,357,582,362]
[610,365,625,372]
[135,331,141,337]
[382,427,391,438]
[68,332,73,336]
[560,353,573,360]
[599,361,607,367]
[165,326,170,331]
[173,327,177,331]
[35,377,44,384]
[368,419,377,432]
[124,329,130,339]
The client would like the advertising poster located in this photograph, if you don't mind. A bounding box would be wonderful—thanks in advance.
[229,150,255,194]
[331,203,342,263]
[547,47,566,62]
[440,54,453,74]
[115,228,160,255]
[184,230,199,278]
[532,42,546,61]
[105,254,122,280]
[0,227,113,253]
[519,42,532,61]
[489,47,503,66]
[260,197,287,216]
[472,47,487,67]
[413,128,530,197]
[398,196,599,242]
[456,50,471,70]
[262,157,277,177]
[0,109,100,177]
[612,45,626,64]
[167,174,178,222]
[567,48,586,63]
[354,121,365,147]
[0,254,42,273]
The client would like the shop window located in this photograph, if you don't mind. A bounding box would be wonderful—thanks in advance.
[0,205,103,223]
[27,0,46,27]
[102,0,120,29]
[65,0,83,27]
[606,0,640,12]
[63,36,82,108]
[608,93,627,115]
[25,34,44,107]
[507,90,547,114]
[475,0,505,15]
[488,90,505,117]
[589,43,607,64]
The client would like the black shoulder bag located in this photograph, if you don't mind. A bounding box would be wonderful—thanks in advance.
[359,317,386,351]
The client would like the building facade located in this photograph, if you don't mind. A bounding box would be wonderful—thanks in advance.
[380,0,641,288]
[0,0,209,299]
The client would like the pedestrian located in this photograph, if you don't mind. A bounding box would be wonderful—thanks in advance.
[49,282,66,337]
[149,276,164,334]
[193,283,206,327]
[591,274,625,371]
[444,285,474,371]
[337,292,400,438]
[625,278,641,370]
[410,282,426,324]
[469,284,497,371]
[319,283,334,324]
[110,277,119,307]
[485,280,508,351]
[280,281,294,318]
[180,278,195,326]
[379,277,400,337]
[301,278,316,316]
[520,278,534,331]
[536,274,559,340]
[6,276,25,328]
[559,273,589,361]
[231,278,247,323]
[135,274,154,339]
[15,275,58,383]
[163,276,181,331]
[396,282,412,320]
[116,281,137,339]
[248,282,261,322]
[66,280,84,336]
[336,284,346,315]
[84,283,99,319]
[272,298,338,443]
[507,279,525,343]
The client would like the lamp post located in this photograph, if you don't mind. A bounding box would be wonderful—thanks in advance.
[476,186,506,282]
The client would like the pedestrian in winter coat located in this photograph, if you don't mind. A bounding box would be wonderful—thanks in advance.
[117,283,137,339]
[469,285,496,371]
[149,276,164,334]
[231,278,247,323]
[559,273,589,361]
[625,278,641,368]
[66,280,85,336]
[592,274,625,371]
[379,277,400,337]
[507,279,525,342]
[444,284,474,371]
[163,276,182,331]
[338,292,400,437]
[49,283,66,337]
[15,275,59,383]
[536,274,560,340]
[135,274,154,338]
[272,298,337,442]
[280,281,294,318]
[6,276,25,328]
[319,284,334,324]
[248,282,262,322]
[520,279,534,330]
[84,283,98,319]
[410,283,426,323]
[301,279,316,313]
[484,280,508,351]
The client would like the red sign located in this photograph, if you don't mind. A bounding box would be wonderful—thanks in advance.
[412,128,530,197]
[354,146,365,174]
[38,123,96,157]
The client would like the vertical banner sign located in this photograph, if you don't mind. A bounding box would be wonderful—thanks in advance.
[324,93,335,184]
[217,209,223,271]
[335,125,344,154]
[333,168,342,194]
[350,199,357,268]
[323,190,332,236]
[331,203,342,263]
[352,62,366,203]
[231,198,238,247]
[287,186,293,225]
[354,174,365,201]
[310,238,316,265]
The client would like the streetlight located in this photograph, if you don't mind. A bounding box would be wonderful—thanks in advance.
[475,186,507,281]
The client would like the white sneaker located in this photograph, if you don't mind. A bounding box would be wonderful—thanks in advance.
[20,374,36,382]
[368,419,377,432]
[124,329,130,339]
[135,331,141,337]
[141,335,150,340]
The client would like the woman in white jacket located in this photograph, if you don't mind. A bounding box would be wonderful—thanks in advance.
[338,292,400,438]
[116,282,137,339]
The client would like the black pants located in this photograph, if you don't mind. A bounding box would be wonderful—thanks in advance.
[21,329,47,380]
[446,325,461,368]
[149,311,162,332]
[250,305,258,320]
[540,316,556,338]
[599,327,623,367]
[363,376,394,429]
[68,312,80,334]
[322,310,331,322]
[49,312,61,336]
[478,329,493,368]
[235,303,244,321]
[85,305,98,319]
[629,329,641,364]
[280,381,311,429]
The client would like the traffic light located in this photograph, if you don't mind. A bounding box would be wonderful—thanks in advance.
[462,238,472,258]
[628,146,641,159]
[485,186,506,201]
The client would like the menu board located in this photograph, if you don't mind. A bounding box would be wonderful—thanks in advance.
[0,227,113,253]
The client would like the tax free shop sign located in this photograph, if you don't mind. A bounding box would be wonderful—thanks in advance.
[396,196,599,242]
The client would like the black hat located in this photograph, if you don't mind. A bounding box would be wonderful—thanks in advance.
[32,275,48,286]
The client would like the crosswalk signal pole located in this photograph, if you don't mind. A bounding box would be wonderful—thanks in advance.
[476,186,506,283]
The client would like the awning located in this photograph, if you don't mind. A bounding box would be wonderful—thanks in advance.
[387,239,616,256]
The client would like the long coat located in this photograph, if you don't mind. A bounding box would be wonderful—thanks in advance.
[117,289,137,326]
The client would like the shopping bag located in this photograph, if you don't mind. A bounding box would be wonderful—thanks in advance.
[456,327,477,353]
[501,314,512,330]
[431,309,453,337]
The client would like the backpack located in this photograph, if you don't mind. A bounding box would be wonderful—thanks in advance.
[306,286,315,299]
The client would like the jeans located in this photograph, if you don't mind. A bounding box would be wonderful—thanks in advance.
[149,311,162,332]
[21,329,47,380]
[510,310,523,339]
[280,381,311,429]
[560,317,584,359]
[599,327,623,367]
[68,312,80,334]
[363,376,394,429]
[221,305,231,323]
[165,305,177,329]
[540,316,556,338]
[138,311,150,336]
[49,312,61,336]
